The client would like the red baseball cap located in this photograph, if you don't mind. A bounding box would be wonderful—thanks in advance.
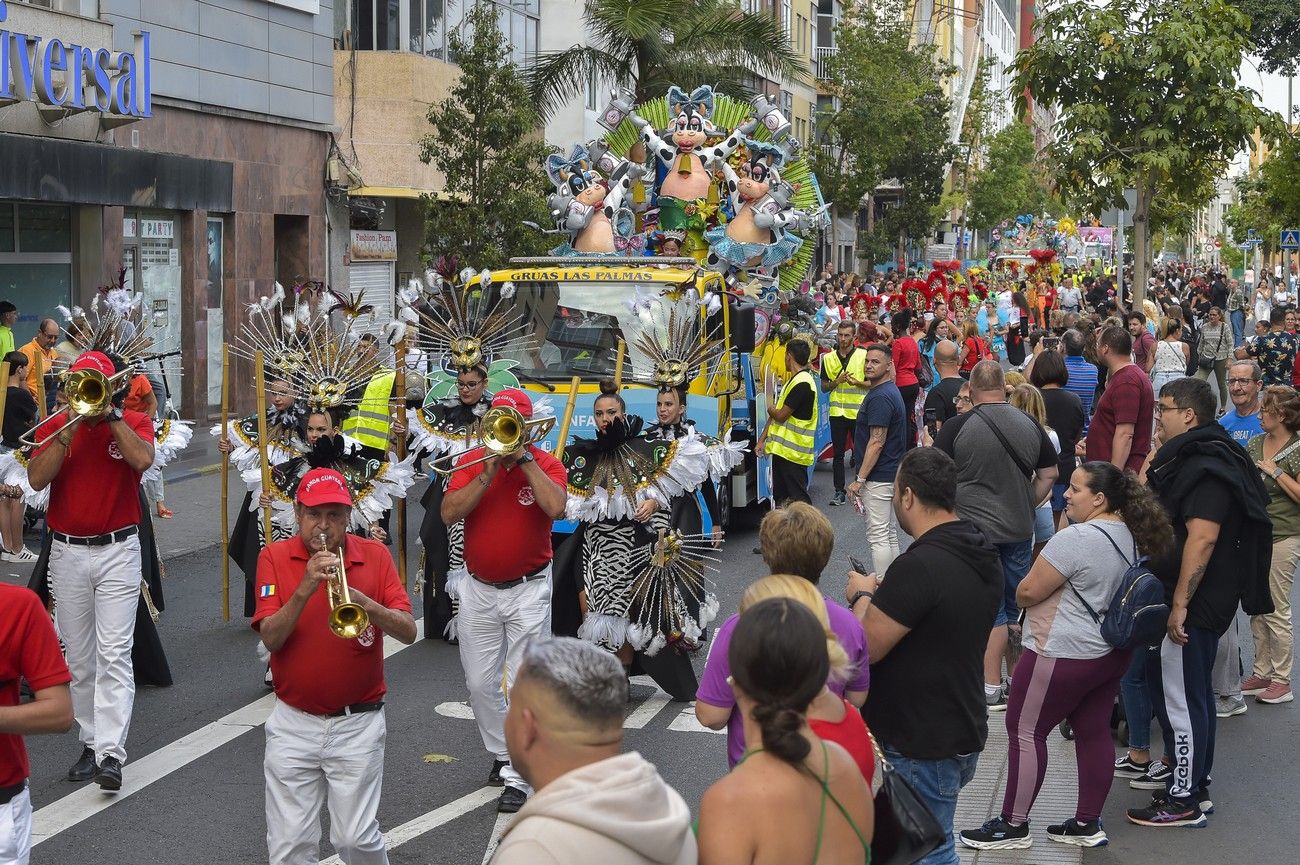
[491,387,533,419]
[296,468,354,507]
[70,351,116,376]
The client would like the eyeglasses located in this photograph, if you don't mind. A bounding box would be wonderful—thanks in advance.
[1156,403,1185,414]
[954,395,972,405]
[456,380,485,390]
[1226,378,1258,386]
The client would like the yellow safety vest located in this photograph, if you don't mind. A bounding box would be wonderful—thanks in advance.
[766,369,819,466]
[822,348,868,420]
[342,369,396,450]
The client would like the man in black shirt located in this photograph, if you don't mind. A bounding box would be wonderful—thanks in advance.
[922,339,964,433]
[847,448,1001,865]
[1130,377,1272,829]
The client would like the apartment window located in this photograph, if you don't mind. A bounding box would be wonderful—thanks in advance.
[14,0,98,14]
[783,0,792,38]
[345,0,538,64]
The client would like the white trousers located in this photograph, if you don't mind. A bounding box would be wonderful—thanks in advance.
[264,701,389,865]
[863,481,899,575]
[0,787,31,865]
[456,568,551,792]
[49,535,141,763]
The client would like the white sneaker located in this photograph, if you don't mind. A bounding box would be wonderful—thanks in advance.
[1,547,37,562]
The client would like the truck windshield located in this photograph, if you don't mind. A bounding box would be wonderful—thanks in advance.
[495,278,705,382]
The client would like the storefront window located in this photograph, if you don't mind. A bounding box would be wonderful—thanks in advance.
[0,202,73,330]
[16,204,71,254]
[0,208,12,253]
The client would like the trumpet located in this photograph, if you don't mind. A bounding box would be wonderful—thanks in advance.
[430,406,556,476]
[18,366,133,447]
[321,532,369,639]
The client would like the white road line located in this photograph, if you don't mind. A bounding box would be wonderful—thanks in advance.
[435,700,476,720]
[481,810,516,865]
[623,691,672,729]
[320,786,500,865]
[32,621,424,846]
[667,704,726,735]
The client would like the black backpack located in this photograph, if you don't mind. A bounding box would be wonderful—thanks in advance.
[1067,525,1169,650]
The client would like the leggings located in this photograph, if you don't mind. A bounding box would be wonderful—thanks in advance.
[1001,648,1131,825]
[898,382,920,449]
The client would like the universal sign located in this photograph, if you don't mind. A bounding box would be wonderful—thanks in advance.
[0,0,151,118]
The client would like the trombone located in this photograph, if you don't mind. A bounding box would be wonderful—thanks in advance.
[18,366,133,447]
[430,405,556,476]
[321,532,369,639]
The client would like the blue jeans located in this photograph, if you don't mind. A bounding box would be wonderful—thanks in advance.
[883,746,980,865]
[994,539,1033,626]
[1121,645,1154,751]
[1230,309,1245,347]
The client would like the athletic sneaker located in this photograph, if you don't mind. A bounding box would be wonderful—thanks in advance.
[1195,788,1214,815]
[1126,795,1206,828]
[1046,818,1108,847]
[1130,760,1172,790]
[829,491,847,507]
[0,547,36,562]
[1257,681,1294,704]
[1114,754,1151,779]
[986,686,1008,713]
[1215,695,1248,717]
[1240,674,1272,695]
[959,817,1031,850]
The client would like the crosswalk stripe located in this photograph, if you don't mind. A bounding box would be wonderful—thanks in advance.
[623,691,672,729]
[481,811,516,865]
[319,786,500,865]
[32,620,425,846]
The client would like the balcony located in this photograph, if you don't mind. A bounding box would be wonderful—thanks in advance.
[814,46,837,79]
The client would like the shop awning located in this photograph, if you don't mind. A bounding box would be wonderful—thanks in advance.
[349,186,462,202]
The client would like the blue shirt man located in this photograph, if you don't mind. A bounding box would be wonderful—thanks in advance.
[1218,361,1263,447]
[1062,346,1098,432]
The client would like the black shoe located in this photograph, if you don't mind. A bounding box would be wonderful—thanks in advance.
[93,756,123,791]
[67,746,97,782]
[1046,818,1108,847]
[829,491,847,507]
[959,816,1031,850]
[497,785,527,813]
[1125,794,1206,828]
[488,759,508,787]
[752,546,762,555]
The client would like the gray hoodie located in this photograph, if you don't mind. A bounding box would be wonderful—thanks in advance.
[491,752,697,865]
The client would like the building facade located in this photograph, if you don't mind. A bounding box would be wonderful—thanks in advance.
[0,0,335,417]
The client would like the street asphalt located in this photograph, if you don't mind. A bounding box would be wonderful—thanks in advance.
[5,437,1298,864]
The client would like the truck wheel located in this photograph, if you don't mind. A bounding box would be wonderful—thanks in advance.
[717,478,732,531]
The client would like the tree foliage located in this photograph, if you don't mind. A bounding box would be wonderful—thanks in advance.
[967,123,1041,230]
[524,0,805,119]
[1014,0,1279,304]
[812,0,955,267]
[419,5,551,268]
[1225,134,1300,256]
[1234,0,1300,75]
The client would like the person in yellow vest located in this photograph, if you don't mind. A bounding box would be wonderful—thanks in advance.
[757,339,818,507]
[342,334,398,462]
[820,320,869,507]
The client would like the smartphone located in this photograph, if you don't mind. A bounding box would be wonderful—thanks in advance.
[1045,336,1061,351]
[849,555,868,575]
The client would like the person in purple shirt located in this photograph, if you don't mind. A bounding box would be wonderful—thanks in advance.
[694,502,870,766]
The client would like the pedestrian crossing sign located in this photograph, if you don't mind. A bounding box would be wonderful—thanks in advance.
[1282,229,1300,250]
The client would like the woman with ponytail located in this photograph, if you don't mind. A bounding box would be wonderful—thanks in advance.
[739,575,873,783]
[959,462,1173,850]
[697,598,872,865]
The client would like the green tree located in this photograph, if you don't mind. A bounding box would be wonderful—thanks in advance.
[1014,0,1278,305]
[524,0,805,119]
[1225,135,1300,258]
[966,123,1038,231]
[812,0,955,268]
[1234,0,1300,74]
[419,5,551,268]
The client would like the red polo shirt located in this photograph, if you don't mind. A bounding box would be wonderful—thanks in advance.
[33,410,154,535]
[0,585,71,787]
[447,445,567,583]
[251,535,411,715]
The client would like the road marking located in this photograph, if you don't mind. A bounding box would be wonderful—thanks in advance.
[668,704,726,735]
[32,621,425,846]
[481,811,516,865]
[623,691,672,729]
[435,700,476,720]
[320,786,500,865]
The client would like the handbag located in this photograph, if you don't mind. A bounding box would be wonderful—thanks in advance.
[868,731,946,865]
[1197,328,1224,371]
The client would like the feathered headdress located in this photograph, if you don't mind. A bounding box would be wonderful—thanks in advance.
[55,266,172,373]
[233,280,382,411]
[411,269,533,375]
[629,294,726,389]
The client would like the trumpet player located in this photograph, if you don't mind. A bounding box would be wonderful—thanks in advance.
[27,351,154,793]
[253,467,415,865]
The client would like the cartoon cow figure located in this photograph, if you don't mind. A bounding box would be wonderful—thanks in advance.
[545,144,641,255]
[704,141,817,273]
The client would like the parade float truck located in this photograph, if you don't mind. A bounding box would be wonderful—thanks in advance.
[466,257,833,533]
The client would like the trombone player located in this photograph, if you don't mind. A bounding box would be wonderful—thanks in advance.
[27,350,154,792]
[253,467,415,865]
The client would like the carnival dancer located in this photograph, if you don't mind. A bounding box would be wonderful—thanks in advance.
[559,380,720,700]
[28,351,154,792]
[441,387,567,813]
[254,468,416,864]
[821,320,869,506]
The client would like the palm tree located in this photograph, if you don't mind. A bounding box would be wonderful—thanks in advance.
[525,0,807,120]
